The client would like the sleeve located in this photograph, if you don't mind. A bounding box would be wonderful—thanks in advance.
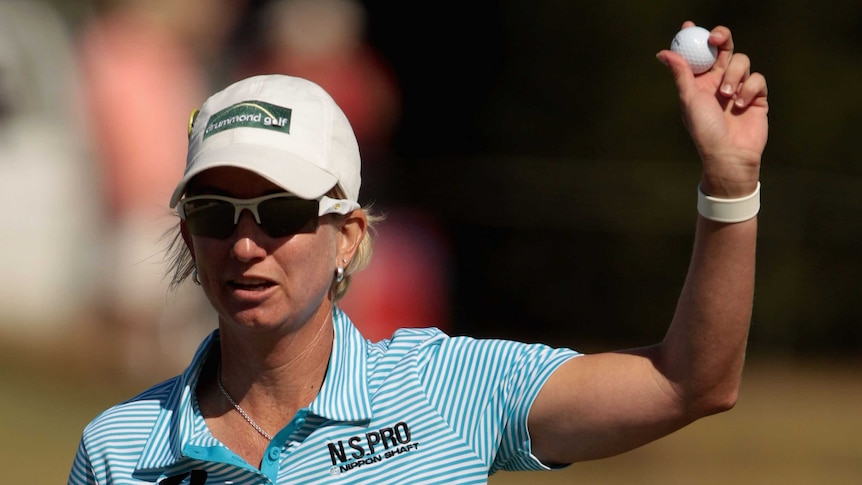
[415,334,579,473]
[68,437,98,485]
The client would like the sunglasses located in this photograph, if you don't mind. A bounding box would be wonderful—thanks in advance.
[178,193,359,239]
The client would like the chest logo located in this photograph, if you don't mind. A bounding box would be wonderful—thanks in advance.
[326,421,420,473]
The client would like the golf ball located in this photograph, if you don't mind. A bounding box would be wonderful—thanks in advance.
[670,26,717,74]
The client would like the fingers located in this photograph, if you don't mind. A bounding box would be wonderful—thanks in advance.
[676,21,735,69]
[658,23,767,108]
[718,52,768,109]
[707,25,734,70]
[656,22,733,98]
[720,52,751,106]
[655,49,696,96]
[734,71,768,109]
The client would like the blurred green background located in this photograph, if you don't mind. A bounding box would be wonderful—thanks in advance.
[2,0,861,482]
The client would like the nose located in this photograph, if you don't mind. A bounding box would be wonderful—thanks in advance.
[230,211,267,262]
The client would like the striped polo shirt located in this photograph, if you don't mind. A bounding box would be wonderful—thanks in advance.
[69,309,578,484]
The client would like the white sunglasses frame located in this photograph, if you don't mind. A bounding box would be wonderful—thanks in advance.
[177,193,360,224]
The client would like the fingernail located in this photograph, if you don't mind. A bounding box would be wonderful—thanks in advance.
[655,52,668,66]
[735,97,746,108]
[721,84,734,95]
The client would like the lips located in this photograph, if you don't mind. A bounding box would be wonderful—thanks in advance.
[228,277,275,291]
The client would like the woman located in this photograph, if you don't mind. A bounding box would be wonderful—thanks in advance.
[70,21,768,484]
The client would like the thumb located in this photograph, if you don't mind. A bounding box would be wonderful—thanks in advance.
[656,49,697,100]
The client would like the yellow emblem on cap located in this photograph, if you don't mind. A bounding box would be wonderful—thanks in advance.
[187,108,200,138]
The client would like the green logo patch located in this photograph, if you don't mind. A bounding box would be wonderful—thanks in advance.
[203,100,292,139]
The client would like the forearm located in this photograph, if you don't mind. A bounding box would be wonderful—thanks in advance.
[529,214,758,464]
[659,214,757,415]
[531,24,767,464]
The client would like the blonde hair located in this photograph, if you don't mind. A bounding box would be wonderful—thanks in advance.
[333,206,382,301]
[163,186,381,302]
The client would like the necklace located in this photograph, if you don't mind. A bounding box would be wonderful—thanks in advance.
[215,308,333,442]
[216,364,273,441]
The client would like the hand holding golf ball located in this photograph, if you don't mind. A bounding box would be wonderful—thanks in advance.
[657,23,769,201]
[671,26,718,74]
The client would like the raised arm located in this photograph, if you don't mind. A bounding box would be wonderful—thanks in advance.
[528,22,768,465]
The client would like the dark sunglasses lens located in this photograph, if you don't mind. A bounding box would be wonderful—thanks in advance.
[258,198,318,237]
[183,199,236,239]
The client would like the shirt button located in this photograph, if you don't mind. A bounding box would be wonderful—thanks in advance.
[268,448,280,461]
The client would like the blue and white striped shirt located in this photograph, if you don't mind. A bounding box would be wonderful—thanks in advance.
[69,309,578,484]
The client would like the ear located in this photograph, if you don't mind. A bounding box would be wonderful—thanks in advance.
[337,209,367,264]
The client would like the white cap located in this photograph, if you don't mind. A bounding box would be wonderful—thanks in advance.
[170,74,361,208]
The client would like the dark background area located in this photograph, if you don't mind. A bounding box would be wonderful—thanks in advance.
[358,0,862,356]
[42,0,862,356]
[2,2,860,482]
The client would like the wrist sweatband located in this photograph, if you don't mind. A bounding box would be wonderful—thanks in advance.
[697,182,761,223]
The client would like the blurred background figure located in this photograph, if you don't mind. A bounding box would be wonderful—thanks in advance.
[76,0,246,378]
[236,0,400,180]
[0,0,100,336]
[337,209,451,341]
[235,0,453,340]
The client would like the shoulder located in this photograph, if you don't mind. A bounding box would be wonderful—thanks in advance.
[81,376,178,443]
[369,326,446,350]
[366,327,577,378]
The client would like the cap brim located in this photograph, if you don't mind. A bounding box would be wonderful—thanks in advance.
[170,144,339,207]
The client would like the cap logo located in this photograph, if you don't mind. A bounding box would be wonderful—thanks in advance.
[203,100,292,140]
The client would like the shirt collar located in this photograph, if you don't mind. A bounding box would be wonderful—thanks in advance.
[309,307,373,422]
[135,307,372,472]
[134,331,215,472]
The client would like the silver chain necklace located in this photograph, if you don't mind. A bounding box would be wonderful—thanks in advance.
[214,308,332,443]
[216,364,274,441]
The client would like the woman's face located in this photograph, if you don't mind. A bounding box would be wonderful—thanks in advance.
[182,167,346,333]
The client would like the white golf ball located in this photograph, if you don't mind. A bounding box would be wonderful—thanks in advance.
[670,26,717,74]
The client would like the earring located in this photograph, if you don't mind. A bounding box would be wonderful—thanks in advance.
[192,267,202,286]
[335,266,345,283]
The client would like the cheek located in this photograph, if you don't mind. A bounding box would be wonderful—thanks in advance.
[278,230,339,284]
[188,237,224,270]
[188,238,229,302]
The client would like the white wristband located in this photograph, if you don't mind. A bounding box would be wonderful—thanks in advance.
[697,182,761,223]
